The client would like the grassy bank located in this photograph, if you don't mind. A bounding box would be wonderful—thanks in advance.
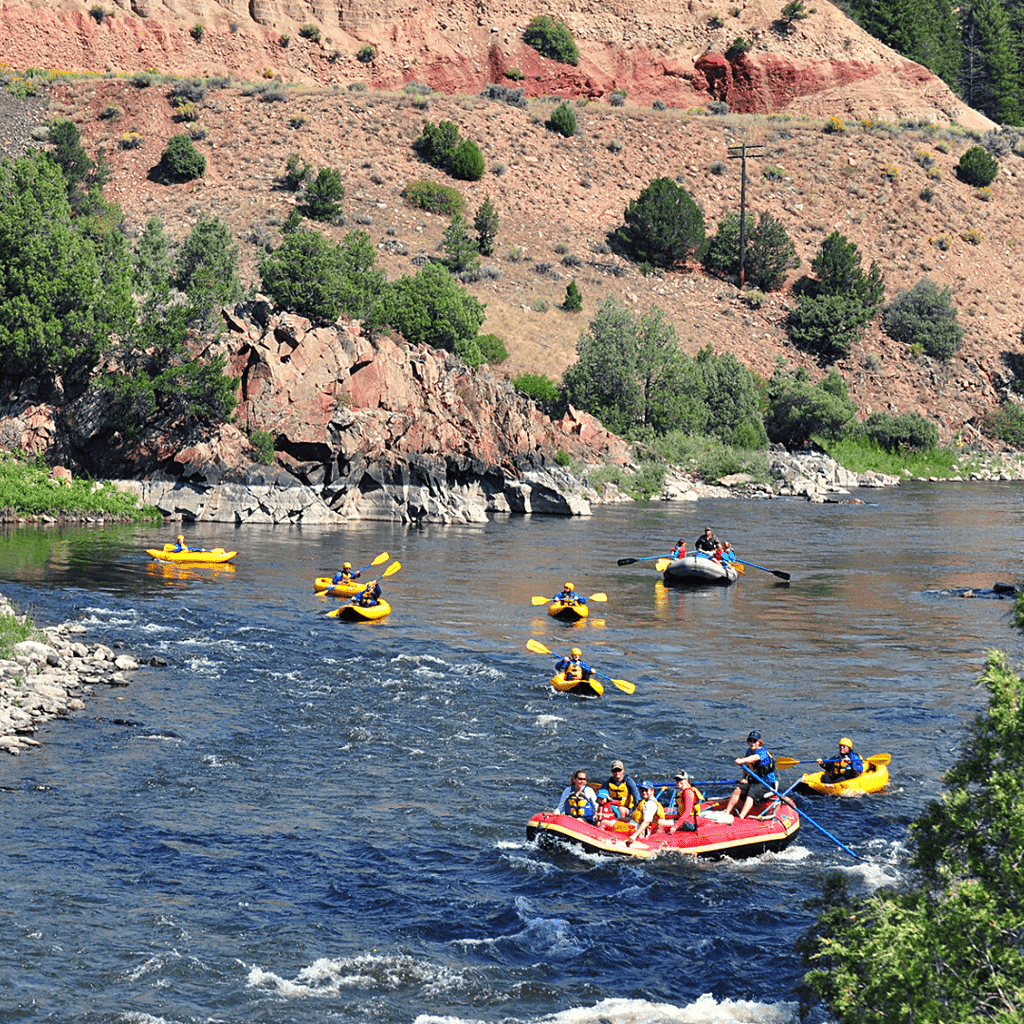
[0,452,159,520]
[0,604,44,660]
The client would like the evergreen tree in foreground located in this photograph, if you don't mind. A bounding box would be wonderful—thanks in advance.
[800,649,1024,1022]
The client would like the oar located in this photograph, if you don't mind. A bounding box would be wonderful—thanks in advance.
[337,560,401,606]
[742,766,858,859]
[776,753,891,770]
[617,555,671,566]
[356,551,390,575]
[734,558,790,581]
[530,592,608,605]
[525,639,633,694]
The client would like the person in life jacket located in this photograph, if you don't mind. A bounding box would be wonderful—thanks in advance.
[356,580,382,607]
[695,526,719,554]
[723,731,778,821]
[625,781,666,845]
[602,759,641,813]
[172,534,189,552]
[668,771,703,833]
[555,647,592,682]
[595,789,622,829]
[817,737,864,783]
[720,542,737,565]
[332,562,361,585]
[669,539,687,559]
[556,581,586,605]
[555,769,598,821]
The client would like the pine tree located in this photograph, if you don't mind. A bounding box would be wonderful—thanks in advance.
[473,196,499,256]
[563,280,582,311]
[959,0,1023,125]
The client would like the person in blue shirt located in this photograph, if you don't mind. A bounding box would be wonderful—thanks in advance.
[817,737,864,783]
[720,542,737,564]
[356,580,382,607]
[172,534,188,552]
[555,647,593,682]
[332,562,361,585]
[723,730,777,821]
[556,581,586,605]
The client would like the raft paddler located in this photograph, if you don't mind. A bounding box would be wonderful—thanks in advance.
[555,769,598,822]
[625,781,665,846]
[668,771,700,833]
[602,759,641,813]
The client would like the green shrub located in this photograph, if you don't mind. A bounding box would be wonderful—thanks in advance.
[473,333,509,364]
[303,167,345,221]
[449,138,485,180]
[174,214,243,308]
[859,411,939,451]
[156,133,205,181]
[190,23,204,42]
[984,403,1024,447]
[401,180,465,216]
[299,23,321,42]
[881,277,963,360]
[763,164,785,181]
[250,430,275,464]
[473,195,499,255]
[780,0,809,24]
[563,279,583,311]
[613,176,705,268]
[725,37,750,57]
[764,365,858,447]
[554,450,572,466]
[513,372,560,402]
[356,44,375,63]
[279,152,311,190]
[505,66,524,81]
[415,119,462,170]
[956,145,998,186]
[548,102,577,137]
[523,15,579,65]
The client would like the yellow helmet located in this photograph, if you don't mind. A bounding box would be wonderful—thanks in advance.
[343,562,352,569]
[571,647,582,657]
[564,581,574,590]
[177,535,184,542]
[840,736,853,748]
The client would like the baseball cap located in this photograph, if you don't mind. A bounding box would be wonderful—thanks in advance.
[674,771,688,780]
[611,760,624,770]
[747,730,761,742]
[641,779,654,790]
[597,789,610,801]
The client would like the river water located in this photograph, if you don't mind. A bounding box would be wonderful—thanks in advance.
[1,482,1022,1024]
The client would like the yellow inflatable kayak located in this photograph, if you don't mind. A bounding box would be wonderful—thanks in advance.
[801,758,889,796]
[313,576,366,596]
[328,600,391,621]
[550,672,603,697]
[548,599,589,621]
[147,545,236,564]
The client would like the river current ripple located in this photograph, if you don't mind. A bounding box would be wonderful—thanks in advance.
[1,482,1022,1024]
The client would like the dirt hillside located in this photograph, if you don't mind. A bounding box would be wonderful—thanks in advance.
[0,0,1020,447]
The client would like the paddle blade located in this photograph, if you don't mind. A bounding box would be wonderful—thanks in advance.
[527,639,553,656]
[775,756,806,769]
[588,593,608,602]
[655,558,671,572]
[382,560,401,578]
[772,569,792,581]
[531,596,551,606]
[371,551,390,566]
[735,564,746,574]
[866,753,891,766]
[611,678,635,695]
[617,557,639,566]
[590,679,604,696]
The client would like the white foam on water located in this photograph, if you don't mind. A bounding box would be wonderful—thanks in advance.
[533,714,566,728]
[120,1013,176,1024]
[410,994,800,1024]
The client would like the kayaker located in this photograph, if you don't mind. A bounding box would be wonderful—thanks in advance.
[668,771,701,832]
[555,769,598,821]
[172,534,189,552]
[695,526,719,554]
[595,789,622,829]
[723,730,777,821]
[556,581,586,605]
[670,539,686,559]
[817,737,864,783]
[332,562,361,585]
[625,781,666,845]
[356,580,382,607]
[602,759,641,813]
[555,647,592,682]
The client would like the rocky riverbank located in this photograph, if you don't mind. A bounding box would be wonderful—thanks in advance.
[0,592,156,755]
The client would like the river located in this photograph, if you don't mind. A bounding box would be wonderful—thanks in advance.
[0,481,1021,1024]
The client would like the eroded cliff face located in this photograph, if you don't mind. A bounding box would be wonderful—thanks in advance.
[0,305,633,523]
[0,0,991,128]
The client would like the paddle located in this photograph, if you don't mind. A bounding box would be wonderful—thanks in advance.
[734,557,790,581]
[530,592,608,605]
[775,753,891,770]
[337,560,401,607]
[617,555,671,566]
[356,551,390,576]
[742,766,858,859]
[525,638,634,694]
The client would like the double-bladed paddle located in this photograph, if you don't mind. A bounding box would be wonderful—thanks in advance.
[616,555,671,566]
[775,753,891,770]
[525,638,635,694]
[530,592,608,605]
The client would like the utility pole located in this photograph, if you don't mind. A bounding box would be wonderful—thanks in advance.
[727,143,764,286]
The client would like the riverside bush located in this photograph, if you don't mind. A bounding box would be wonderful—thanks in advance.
[859,411,939,451]
[764,366,858,447]
[523,15,579,65]
[984,403,1024,447]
